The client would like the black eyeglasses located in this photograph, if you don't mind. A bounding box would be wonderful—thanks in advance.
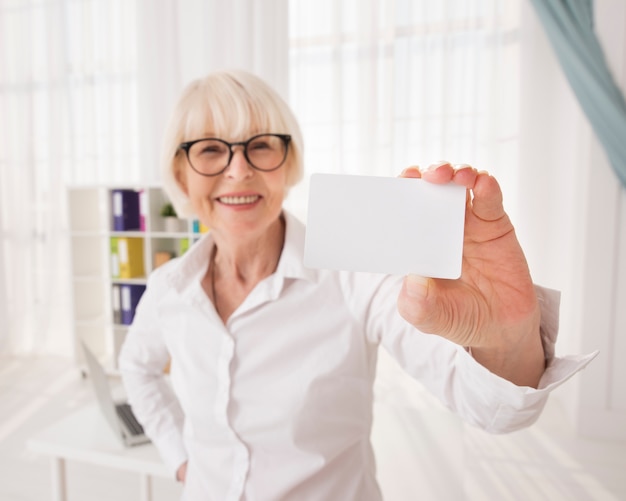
[178,133,291,177]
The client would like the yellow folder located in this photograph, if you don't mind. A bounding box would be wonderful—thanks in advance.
[117,237,145,278]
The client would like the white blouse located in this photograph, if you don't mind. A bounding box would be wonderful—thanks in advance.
[119,211,596,501]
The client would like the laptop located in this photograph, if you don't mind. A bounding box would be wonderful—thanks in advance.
[81,341,150,446]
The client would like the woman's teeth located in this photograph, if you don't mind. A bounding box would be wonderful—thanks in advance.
[219,195,260,205]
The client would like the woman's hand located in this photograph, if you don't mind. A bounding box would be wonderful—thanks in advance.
[396,162,545,387]
[176,461,188,483]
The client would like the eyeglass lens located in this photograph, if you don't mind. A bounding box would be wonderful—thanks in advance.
[187,134,287,175]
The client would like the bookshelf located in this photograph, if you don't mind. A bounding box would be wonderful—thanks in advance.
[67,185,206,372]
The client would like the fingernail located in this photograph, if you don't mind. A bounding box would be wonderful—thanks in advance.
[400,166,421,178]
[424,161,448,173]
[405,274,429,299]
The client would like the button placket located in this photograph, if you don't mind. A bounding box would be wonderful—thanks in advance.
[225,442,250,500]
[213,336,234,426]
[214,334,251,501]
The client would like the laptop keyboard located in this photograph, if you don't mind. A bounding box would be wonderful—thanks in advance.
[116,403,145,436]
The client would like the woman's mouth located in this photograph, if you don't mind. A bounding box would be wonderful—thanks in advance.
[217,195,261,206]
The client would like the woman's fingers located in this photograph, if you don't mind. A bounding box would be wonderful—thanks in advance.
[399,166,422,178]
[451,164,478,189]
[419,161,455,183]
[399,162,505,225]
[470,171,506,222]
[414,162,504,222]
[400,162,482,186]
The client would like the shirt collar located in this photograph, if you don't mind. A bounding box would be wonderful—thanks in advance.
[164,210,318,293]
[276,211,318,283]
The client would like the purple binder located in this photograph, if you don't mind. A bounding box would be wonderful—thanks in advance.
[112,190,141,231]
[120,284,146,325]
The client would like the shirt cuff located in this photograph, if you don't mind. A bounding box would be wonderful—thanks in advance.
[536,284,560,362]
[454,283,598,433]
[455,345,598,433]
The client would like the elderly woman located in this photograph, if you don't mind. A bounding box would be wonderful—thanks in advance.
[119,70,593,500]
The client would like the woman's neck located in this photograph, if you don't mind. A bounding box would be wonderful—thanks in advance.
[211,213,286,285]
[205,213,286,323]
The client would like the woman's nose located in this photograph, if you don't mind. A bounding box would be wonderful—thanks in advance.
[225,148,253,179]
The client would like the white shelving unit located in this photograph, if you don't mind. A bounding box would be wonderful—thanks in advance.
[67,185,205,372]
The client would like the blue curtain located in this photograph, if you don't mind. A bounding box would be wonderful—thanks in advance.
[529,0,626,187]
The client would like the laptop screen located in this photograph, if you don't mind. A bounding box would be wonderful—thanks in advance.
[81,341,124,437]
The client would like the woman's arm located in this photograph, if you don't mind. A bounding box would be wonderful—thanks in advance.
[118,268,188,477]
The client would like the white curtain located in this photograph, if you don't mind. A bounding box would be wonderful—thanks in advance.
[285,0,524,218]
[0,0,141,355]
[0,0,287,356]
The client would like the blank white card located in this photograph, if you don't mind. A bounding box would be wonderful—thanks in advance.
[304,174,466,279]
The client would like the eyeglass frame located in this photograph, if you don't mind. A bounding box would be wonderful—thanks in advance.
[178,133,292,177]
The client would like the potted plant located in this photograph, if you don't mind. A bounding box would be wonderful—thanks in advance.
[160,203,181,232]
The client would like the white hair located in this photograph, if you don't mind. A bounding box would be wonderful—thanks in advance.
[161,69,304,218]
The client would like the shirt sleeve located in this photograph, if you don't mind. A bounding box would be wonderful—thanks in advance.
[118,266,188,476]
[361,276,598,434]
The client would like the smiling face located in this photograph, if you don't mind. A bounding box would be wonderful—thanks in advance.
[163,71,304,225]
[176,132,289,240]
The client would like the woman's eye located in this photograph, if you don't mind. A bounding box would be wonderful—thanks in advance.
[250,141,271,150]
[199,144,225,155]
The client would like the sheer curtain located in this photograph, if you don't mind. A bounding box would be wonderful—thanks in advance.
[285,0,524,219]
[0,0,141,355]
[0,0,287,356]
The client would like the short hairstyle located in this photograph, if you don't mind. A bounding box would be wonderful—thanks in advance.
[161,70,304,218]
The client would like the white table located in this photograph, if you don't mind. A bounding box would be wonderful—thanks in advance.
[28,404,173,501]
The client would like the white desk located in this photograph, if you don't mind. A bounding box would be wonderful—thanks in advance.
[28,404,174,501]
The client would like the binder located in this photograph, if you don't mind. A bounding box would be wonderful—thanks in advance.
[112,190,141,231]
[139,190,147,231]
[111,284,122,324]
[192,219,209,234]
[179,238,190,256]
[117,237,145,278]
[120,284,146,325]
[110,237,120,278]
